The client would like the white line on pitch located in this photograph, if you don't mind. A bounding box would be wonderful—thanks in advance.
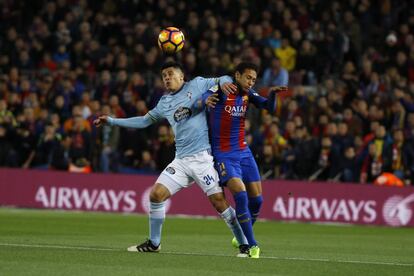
[0,243,412,267]
[0,243,117,251]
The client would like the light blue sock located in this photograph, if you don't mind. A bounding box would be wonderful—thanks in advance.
[220,207,248,245]
[149,201,166,246]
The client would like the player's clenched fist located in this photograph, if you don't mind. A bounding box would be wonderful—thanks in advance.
[93,115,109,127]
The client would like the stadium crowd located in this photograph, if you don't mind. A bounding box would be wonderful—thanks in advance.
[0,0,413,185]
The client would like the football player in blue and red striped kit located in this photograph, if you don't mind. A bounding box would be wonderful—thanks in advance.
[195,62,287,258]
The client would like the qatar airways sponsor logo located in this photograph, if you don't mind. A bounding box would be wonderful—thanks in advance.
[224,105,247,117]
[382,194,414,226]
[273,197,377,223]
[35,186,136,212]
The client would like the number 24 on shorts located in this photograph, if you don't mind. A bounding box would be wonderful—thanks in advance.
[203,174,215,185]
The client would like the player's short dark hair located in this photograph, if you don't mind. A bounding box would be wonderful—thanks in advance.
[234,62,259,75]
[161,61,184,73]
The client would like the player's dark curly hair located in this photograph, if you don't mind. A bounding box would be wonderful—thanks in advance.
[234,62,259,75]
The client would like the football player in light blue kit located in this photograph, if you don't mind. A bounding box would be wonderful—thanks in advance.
[94,62,249,256]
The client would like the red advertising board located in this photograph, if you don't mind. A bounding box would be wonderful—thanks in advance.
[1,168,414,227]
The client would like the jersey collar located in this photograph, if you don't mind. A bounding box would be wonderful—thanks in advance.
[170,82,186,95]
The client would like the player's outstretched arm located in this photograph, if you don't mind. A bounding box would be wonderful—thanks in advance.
[94,114,156,129]
[249,86,288,112]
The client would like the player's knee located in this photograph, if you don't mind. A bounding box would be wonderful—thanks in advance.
[227,178,246,194]
[149,184,169,202]
[149,191,163,203]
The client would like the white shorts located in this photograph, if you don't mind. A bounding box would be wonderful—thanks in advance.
[156,150,222,197]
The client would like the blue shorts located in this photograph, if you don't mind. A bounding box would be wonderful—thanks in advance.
[214,150,261,185]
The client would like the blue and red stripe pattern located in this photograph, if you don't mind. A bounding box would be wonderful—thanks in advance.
[204,84,280,156]
[209,90,249,154]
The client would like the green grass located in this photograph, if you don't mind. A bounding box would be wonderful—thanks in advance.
[0,208,413,275]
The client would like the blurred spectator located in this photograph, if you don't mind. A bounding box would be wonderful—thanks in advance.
[265,122,287,160]
[153,125,175,172]
[94,70,114,104]
[360,143,383,183]
[0,124,18,166]
[343,108,363,137]
[0,0,412,185]
[67,111,92,170]
[338,146,360,183]
[389,128,414,184]
[136,150,157,174]
[50,133,72,171]
[0,99,17,127]
[360,125,392,183]
[404,113,414,140]
[108,95,126,118]
[127,72,148,103]
[275,38,296,71]
[292,125,319,179]
[63,105,91,133]
[334,122,354,156]
[259,144,278,179]
[296,40,317,85]
[26,123,61,169]
[309,136,334,181]
[261,57,288,87]
[96,104,119,173]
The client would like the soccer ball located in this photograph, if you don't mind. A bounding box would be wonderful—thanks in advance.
[158,27,185,54]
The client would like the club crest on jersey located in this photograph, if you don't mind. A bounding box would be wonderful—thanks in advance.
[224,105,247,117]
[173,107,192,122]
[187,91,192,99]
[166,167,176,174]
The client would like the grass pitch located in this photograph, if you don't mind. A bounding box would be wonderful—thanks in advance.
[0,208,413,276]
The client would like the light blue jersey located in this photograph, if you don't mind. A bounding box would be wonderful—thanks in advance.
[108,76,232,158]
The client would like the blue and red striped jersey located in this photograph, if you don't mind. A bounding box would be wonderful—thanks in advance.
[202,83,280,156]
